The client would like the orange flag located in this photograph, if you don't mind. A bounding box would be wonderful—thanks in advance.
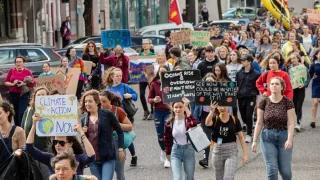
[169,0,183,25]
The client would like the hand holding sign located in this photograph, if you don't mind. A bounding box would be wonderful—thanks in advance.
[210,101,218,112]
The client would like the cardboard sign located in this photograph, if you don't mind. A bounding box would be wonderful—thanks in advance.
[65,68,81,96]
[195,81,237,106]
[129,56,156,83]
[83,61,93,75]
[35,74,66,94]
[191,31,210,47]
[101,29,131,48]
[289,64,308,89]
[50,67,66,75]
[161,70,201,103]
[35,95,78,136]
[306,9,320,24]
[170,30,191,45]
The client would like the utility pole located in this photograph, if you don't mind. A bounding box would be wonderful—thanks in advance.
[47,0,53,46]
[56,0,62,48]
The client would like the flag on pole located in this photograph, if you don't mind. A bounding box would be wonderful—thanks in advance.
[169,0,183,25]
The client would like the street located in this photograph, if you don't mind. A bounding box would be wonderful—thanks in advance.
[95,84,320,180]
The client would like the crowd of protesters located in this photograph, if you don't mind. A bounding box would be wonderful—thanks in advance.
[1,7,320,180]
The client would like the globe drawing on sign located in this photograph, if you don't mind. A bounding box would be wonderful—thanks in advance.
[38,118,54,135]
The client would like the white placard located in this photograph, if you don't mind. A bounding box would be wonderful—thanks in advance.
[186,125,211,152]
[35,95,78,136]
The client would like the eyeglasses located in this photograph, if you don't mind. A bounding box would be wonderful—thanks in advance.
[53,140,67,146]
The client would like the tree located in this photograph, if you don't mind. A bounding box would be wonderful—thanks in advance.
[83,0,92,36]
[217,0,222,20]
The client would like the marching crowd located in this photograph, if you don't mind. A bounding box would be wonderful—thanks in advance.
[1,11,320,180]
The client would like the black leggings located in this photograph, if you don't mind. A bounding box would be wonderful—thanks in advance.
[293,87,305,124]
[139,82,150,113]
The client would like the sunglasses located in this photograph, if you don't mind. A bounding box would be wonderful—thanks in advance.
[53,140,67,146]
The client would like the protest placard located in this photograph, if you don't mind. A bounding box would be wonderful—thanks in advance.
[65,68,81,95]
[35,95,78,136]
[306,9,320,24]
[101,29,131,48]
[191,31,210,47]
[161,70,201,103]
[289,64,308,89]
[170,30,191,45]
[129,56,156,83]
[195,81,237,106]
[83,61,93,75]
[35,74,66,94]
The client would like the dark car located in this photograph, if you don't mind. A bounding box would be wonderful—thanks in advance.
[0,43,61,99]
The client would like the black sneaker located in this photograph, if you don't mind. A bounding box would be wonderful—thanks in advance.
[143,112,149,120]
[311,122,316,128]
[199,158,208,168]
[130,156,137,167]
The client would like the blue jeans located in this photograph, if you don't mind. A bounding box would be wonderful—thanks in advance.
[89,160,116,180]
[171,144,195,180]
[260,129,293,180]
[154,109,170,151]
[114,136,126,180]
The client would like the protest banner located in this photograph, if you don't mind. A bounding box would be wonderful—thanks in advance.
[83,61,93,75]
[170,30,191,45]
[191,31,210,47]
[65,68,81,95]
[35,95,78,136]
[161,70,201,103]
[51,67,67,75]
[35,74,66,94]
[101,29,131,48]
[129,56,156,83]
[289,64,308,89]
[306,9,320,24]
[195,81,237,106]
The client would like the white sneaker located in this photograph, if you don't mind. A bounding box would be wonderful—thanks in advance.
[295,124,301,132]
[245,135,252,143]
[160,151,165,162]
[164,158,171,168]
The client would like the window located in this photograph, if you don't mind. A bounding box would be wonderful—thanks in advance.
[143,31,156,36]
[0,49,15,64]
[17,49,47,62]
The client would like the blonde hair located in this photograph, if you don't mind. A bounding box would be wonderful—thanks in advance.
[102,67,122,87]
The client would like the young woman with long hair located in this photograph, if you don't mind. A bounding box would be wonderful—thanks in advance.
[252,77,296,179]
[82,41,100,89]
[148,65,172,167]
[103,67,138,166]
[99,90,132,180]
[205,101,248,180]
[309,49,320,128]
[80,90,124,179]
[164,97,197,180]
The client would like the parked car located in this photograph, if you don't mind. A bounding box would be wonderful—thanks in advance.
[138,22,194,37]
[194,19,249,31]
[222,7,257,20]
[66,36,101,48]
[0,43,61,99]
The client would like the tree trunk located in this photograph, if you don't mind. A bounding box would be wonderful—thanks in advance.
[217,0,222,20]
[83,0,92,36]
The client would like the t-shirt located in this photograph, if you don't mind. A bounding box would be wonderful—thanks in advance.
[258,97,294,130]
[210,115,242,143]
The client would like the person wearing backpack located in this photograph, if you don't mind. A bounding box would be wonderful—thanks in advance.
[205,101,248,180]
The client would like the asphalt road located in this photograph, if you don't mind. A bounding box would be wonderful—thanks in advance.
[86,84,320,180]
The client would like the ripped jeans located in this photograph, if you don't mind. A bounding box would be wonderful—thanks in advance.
[153,109,171,151]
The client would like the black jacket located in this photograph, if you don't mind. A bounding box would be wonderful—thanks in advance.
[236,65,260,98]
[197,58,220,78]
[81,109,124,162]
